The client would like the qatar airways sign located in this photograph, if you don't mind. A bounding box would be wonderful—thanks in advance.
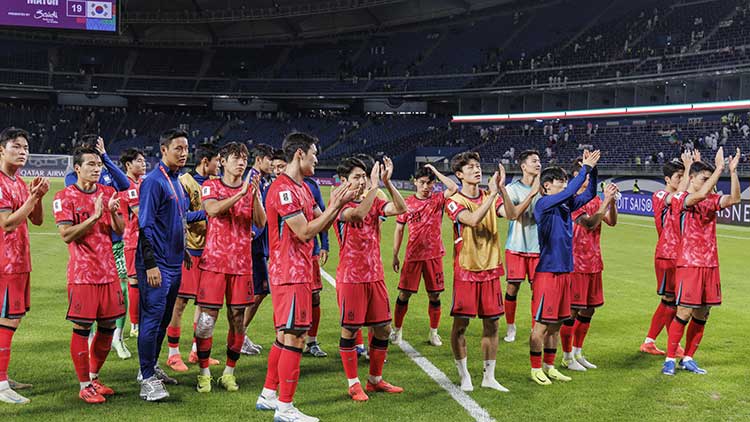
[0,0,116,32]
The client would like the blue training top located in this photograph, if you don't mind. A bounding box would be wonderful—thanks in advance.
[304,177,330,256]
[534,165,597,274]
[250,170,273,258]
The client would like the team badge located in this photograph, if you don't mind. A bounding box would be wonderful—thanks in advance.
[53,199,62,212]
[280,190,293,205]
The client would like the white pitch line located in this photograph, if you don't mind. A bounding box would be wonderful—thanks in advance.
[617,221,750,240]
[319,268,496,422]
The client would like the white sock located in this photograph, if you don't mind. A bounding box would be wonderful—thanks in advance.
[572,347,582,356]
[356,343,364,348]
[191,342,197,353]
[543,363,554,371]
[278,401,293,412]
[200,367,211,376]
[80,382,91,390]
[645,337,655,344]
[507,323,516,331]
[0,380,9,390]
[223,366,235,376]
[483,360,496,380]
[455,357,469,379]
[682,356,693,362]
[563,351,573,360]
[307,336,317,344]
[368,375,382,384]
[113,327,123,342]
[665,357,676,363]
[261,387,277,398]
[89,372,98,380]
[347,378,360,387]
[168,346,180,357]
[429,328,438,336]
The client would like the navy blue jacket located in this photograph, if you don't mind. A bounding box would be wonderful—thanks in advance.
[304,177,330,256]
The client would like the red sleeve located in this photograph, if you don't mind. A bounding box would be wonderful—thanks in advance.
[396,209,408,224]
[126,183,140,209]
[672,191,687,212]
[275,186,304,219]
[706,193,723,212]
[201,180,220,202]
[53,190,74,225]
[373,197,389,218]
[495,194,504,217]
[446,197,466,222]
[0,180,12,211]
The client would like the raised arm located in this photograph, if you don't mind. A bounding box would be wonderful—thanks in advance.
[425,163,459,198]
[285,182,358,242]
[456,172,501,228]
[577,184,617,230]
[108,193,125,236]
[96,137,129,191]
[0,177,48,231]
[203,173,256,217]
[686,147,725,207]
[381,157,407,216]
[720,148,742,209]
[58,193,105,244]
[341,163,382,223]
[572,166,598,211]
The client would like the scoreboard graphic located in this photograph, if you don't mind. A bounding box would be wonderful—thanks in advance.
[0,0,117,32]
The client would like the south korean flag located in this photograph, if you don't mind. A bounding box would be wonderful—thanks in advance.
[86,1,113,19]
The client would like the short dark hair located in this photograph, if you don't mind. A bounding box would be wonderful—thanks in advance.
[250,143,274,162]
[272,149,287,163]
[120,148,144,168]
[414,166,436,182]
[354,153,376,174]
[689,161,715,176]
[79,133,99,149]
[540,166,568,194]
[569,157,583,175]
[160,128,189,148]
[450,151,481,174]
[662,160,685,178]
[0,127,29,148]
[519,149,540,164]
[195,143,219,165]
[219,142,249,160]
[73,146,101,167]
[337,157,367,179]
[282,132,318,162]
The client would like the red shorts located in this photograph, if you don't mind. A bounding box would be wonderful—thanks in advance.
[398,258,445,293]
[655,258,676,296]
[570,272,604,309]
[66,282,126,324]
[450,278,504,319]
[532,272,572,323]
[676,267,721,308]
[0,273,30,319]
[337,281,392,328]
[178,255,201,298]
[272,283,313,331]
[125,248,137,278]
[505,251,539,283]
[311,256,323,292]
[196,270,254,309]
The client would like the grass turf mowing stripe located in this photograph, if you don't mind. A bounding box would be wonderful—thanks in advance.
[319,268,496,422]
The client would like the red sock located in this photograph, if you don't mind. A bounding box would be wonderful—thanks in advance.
[70,329,91,383]
[339,337,359,380]
[543,348,556,366]
[128,285,139,324]
[428,300,441,329]
[226,331,243,368]
[530,351,542,369]
[573,316,592,349]
[369,338,388,378]
[667,317,688,358]
[684,318,706,358]
[394,298,408,329]
[308,304,321,338]
[167,326,180,349]
[647,301,674,340]
[196,336,213,369]
[264,341,283,390]
[504,294,517,325]
[560,320,574,353]
[0,325,16,382]
[355,329,363,345]
[277,346,302,404]
[89,327,114,375]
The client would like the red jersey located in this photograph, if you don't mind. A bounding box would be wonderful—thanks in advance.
[446,190,505,281]
[199,179,255,275]
[266,174,317,286]
[652,190,679,260]
[120,177,141,252]
[673,191,722,268]
[572,196,603,273]
[396,193,446,262]
[0,171,31,274]
[53,184,121,285]
[335,197,389,284]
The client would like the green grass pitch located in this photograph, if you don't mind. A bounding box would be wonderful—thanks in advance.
[2,179,748,421]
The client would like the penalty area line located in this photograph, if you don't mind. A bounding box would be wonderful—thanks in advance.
[319,268,496,422]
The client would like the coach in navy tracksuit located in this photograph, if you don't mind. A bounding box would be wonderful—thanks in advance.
[136,129,205,401]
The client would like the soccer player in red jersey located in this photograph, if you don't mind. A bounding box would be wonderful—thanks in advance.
[335,156,407,402]
[391,163,457,347]
[256,133,356,422]
[193,142,266,393]
[53,146,126,404]
[445,152,527,393]
[119,148,146,339]
[662,147,741,376]
[640,151,696,356]
[0,127,48,405]
[560,159,618,371]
